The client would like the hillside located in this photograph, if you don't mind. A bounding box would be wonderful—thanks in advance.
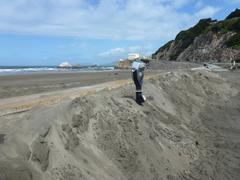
[152,9,240,63]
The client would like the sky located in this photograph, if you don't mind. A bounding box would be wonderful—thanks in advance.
[0,0,239,66]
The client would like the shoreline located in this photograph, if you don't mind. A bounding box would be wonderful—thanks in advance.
[0,74,156,117]
[0,69,118,76]
[0,65,115,76]
[0,69,158,99]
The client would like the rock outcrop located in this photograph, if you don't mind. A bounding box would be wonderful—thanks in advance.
[115,60,132,69]
[152,9,240,63]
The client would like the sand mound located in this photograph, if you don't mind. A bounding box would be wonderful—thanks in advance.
[0,70,240,180]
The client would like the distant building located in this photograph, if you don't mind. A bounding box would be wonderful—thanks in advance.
[128,53,140,61]
[58,61,72,68]
[115,54,143,69]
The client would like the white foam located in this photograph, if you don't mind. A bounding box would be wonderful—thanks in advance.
[0,66,115,75]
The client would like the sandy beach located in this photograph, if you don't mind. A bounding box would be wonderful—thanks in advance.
[0,70,158,99]
[0,68,240,180]
[1,2,240,179]
[0,60,200,99]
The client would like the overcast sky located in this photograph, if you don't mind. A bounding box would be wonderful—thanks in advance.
[0,0,239,65]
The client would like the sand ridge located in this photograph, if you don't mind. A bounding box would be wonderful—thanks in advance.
[0,75,156,117]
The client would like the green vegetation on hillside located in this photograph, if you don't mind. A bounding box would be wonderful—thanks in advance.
[212,17,240,49]
[226,32,240,49]
[170,18,213,60]
[152,40,173,58]
[211,18,240,33]
[153,9,240,60]
[226,8,240,20]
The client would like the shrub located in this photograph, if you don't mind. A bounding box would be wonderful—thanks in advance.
[225,33,240,49]
[226,8,240,20]
[169,18,213,60]
[153,40,173,56]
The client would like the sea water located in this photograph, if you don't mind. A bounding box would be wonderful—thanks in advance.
[0,66,115,75]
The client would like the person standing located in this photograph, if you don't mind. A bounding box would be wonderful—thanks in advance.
[131,59,146,105]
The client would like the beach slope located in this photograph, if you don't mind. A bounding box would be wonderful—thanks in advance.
[0,70,240,180]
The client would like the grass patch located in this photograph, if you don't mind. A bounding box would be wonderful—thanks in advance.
[226,32,240,49]
[213,18,240,33]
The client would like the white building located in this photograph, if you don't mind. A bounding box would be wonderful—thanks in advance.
[128,53,140,61]
[58,61,72,68]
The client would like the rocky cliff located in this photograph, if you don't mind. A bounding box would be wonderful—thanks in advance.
[152,9,240,63]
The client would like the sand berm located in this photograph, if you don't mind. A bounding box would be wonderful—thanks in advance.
[0,69,240,180]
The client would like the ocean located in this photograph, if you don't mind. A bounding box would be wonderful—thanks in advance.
[0,66,115,75]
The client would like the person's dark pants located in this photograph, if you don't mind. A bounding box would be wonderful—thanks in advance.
[132,69,145,105]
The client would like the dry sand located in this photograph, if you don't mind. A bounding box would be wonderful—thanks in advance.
[0,69,240,180]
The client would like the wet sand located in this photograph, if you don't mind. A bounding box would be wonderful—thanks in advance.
[0,70,155,99]
[0,60,202,99]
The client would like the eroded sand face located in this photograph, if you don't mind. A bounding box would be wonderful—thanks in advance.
[0,70,240,180]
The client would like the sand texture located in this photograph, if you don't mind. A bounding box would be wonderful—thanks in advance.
[0,70,158,99]
[0,70,240,180]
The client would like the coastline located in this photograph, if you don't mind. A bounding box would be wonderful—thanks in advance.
[0,69,157,99]
[0,65,115,75]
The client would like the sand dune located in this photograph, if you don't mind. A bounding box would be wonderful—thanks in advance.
[0,70,240,180]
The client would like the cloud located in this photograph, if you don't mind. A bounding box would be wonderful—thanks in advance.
[98,44,153,58]
[0,0,221,41]
[128,45,153,54]
[98,48,125,57]
[195,6,221,18]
